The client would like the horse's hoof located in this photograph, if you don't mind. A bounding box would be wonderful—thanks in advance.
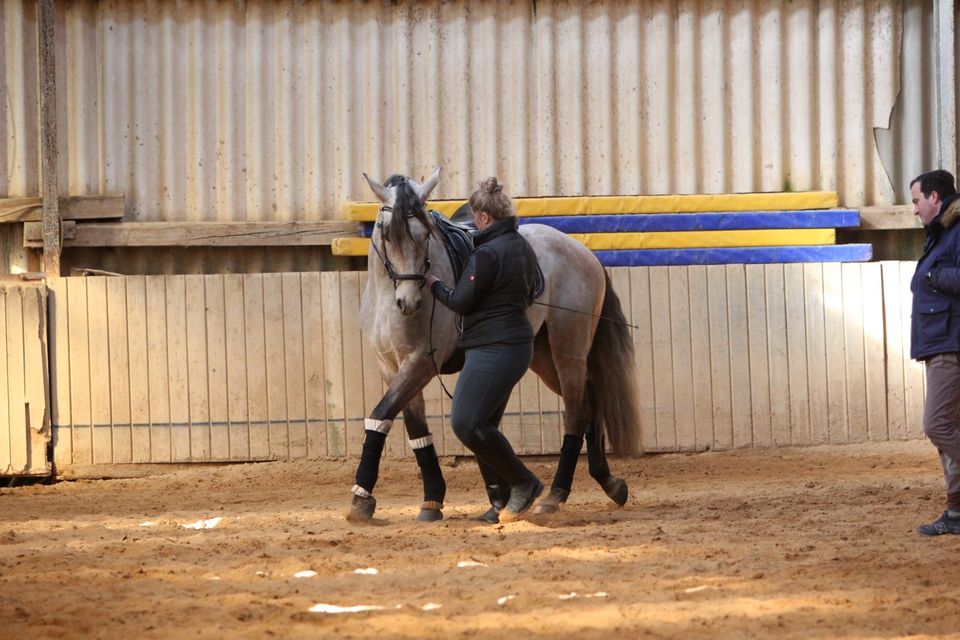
[416,500,444,522]
[602,477,629,507]
[533,500,558,515]
[417,509,443,522]
[533,488,569,515]
[347,494,377,522]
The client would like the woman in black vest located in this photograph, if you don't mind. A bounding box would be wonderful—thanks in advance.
[426,177,542,523]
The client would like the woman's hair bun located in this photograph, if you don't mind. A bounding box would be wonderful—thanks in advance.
[480,177,503,195]
[468,176,513,220]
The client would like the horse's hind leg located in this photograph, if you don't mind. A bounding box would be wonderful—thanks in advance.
[529,331,589,515]
[584,394,629,507]
[531,344,628,513]
[402,394,446,522]
[536,403,589,514]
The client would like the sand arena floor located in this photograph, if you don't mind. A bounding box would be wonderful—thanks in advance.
[1,440,959,639]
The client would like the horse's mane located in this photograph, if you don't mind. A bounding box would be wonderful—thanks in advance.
[381,175,433,254]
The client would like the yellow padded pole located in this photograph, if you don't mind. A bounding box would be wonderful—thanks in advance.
[332,228,836,256]
[341,192,840,221]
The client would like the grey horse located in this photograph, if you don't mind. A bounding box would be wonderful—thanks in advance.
[349,168,641,522]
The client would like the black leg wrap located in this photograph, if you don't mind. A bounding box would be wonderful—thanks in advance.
[355,430,387,493]
[585,424,628,507]
[413,444,446,503]
[585,426,611,481]
[553,434,584,492]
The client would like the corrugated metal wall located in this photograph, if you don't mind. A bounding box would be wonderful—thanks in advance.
[0,282,50,476]
[49,263,924,469]
[0,0,949,238]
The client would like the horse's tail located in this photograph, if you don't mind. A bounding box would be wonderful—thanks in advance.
[587,271,642,456]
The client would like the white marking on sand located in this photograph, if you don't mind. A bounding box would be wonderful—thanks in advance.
[684,585,709,594]
[308,604,403,614]
[497,595,516,606]
[456,560,487,568]
[354,567,379,575]
[179,517,222,530]
[294,570,318,578]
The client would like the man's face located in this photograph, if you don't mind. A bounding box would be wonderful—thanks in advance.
[912,182,941,226]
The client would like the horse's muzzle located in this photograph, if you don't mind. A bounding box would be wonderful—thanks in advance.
[396,296,422,315]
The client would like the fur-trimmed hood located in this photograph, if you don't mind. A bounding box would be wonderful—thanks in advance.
[938,194,960,230]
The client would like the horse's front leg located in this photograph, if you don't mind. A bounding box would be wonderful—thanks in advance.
[402,394,446,522]
[348,354,435,522]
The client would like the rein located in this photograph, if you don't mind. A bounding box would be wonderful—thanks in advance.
[428,297,455,400]
[427,297,636,402]
[531,300,639,329]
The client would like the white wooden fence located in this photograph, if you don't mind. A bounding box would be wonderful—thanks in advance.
[618,262,923,451]
[0,282,51,476]
[44,262,925,471]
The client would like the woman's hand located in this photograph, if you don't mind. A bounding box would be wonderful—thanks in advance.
[425,274,441,290]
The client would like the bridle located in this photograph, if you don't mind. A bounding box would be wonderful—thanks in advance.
[370,205,431,288]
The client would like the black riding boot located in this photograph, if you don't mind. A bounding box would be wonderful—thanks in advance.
[472,460,510,524]
[463,427,543,522]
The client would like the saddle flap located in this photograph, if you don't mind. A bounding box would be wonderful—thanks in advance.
[430,210,474,282]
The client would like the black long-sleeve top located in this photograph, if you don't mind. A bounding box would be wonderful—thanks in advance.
[431,216,540,349]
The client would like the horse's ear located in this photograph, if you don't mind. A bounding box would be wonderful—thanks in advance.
[416,166,442,205]
[363,173,394,204]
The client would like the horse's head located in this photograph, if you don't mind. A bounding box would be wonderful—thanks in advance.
[363,167,441,316]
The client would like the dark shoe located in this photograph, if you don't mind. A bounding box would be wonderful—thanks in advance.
[917,511,960,536]
[499,478,544,523]
[471,483,509,524]
[472,505,501,524]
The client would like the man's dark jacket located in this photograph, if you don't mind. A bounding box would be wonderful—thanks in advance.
[431,216,540,349]
[912,194,960,360]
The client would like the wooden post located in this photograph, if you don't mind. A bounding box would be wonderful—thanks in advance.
[38,0,61,278]
[935,0,957,172]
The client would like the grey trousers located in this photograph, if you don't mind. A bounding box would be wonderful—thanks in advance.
[923,353,960,511]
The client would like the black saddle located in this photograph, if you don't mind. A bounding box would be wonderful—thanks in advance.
[429,209,473,374]
[430,210,474,283]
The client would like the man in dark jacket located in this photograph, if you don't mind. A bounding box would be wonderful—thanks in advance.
[910,169,960,535]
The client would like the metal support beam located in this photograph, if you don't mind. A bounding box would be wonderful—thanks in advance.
[934,0,956,171]
[38,0,60,278]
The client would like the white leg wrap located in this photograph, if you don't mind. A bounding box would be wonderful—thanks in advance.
[409,435,434,450]
[365,418,392,434]
[352,484,372,498]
